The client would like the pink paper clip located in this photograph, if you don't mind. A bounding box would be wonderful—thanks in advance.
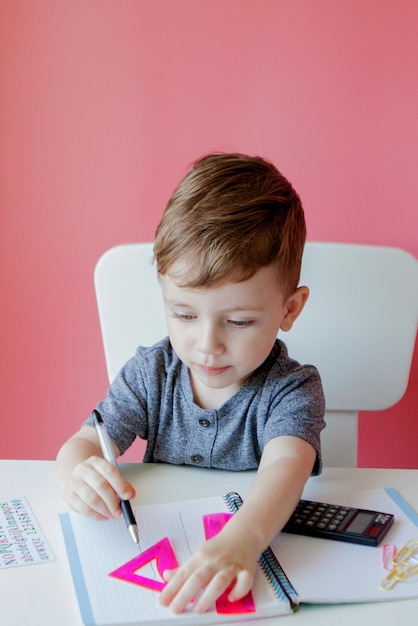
[382,543,396,571]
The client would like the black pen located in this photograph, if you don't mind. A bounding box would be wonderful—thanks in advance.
[92,409,139,546]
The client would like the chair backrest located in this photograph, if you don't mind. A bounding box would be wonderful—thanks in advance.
[94,242,418,467]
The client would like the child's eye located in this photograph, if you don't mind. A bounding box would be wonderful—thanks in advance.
[228,319,254,327]
[172,312,196,321]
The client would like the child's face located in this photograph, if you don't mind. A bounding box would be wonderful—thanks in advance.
[160,259,307,409]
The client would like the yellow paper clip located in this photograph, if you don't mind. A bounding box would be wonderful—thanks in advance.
[380,539,418,590]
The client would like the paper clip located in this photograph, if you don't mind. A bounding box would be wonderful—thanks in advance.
[382,544,396,571]
[380,539,418,590]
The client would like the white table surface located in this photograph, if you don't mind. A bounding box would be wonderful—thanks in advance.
[1,460,417,625]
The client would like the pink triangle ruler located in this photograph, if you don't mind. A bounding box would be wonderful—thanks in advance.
[109,536,178,592]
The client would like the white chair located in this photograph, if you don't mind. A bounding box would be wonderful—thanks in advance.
[94,242,418,467]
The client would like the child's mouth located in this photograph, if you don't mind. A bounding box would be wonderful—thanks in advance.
[197,365,230,376]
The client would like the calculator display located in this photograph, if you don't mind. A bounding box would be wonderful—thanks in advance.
[345,511,374,534]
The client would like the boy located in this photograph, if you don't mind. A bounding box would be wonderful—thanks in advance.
[56,153,325,614]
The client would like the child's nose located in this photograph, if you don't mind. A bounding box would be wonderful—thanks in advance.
[196,323,224,355]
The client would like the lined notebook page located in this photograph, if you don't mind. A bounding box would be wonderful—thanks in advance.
[269,489,418,604]
[60,495,289,626]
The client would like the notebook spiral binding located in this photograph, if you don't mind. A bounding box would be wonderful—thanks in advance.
[224,491,299,610]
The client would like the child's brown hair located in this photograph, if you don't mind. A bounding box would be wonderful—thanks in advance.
[154,153,306,298]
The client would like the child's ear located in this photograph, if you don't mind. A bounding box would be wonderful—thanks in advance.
[280,286,309,332]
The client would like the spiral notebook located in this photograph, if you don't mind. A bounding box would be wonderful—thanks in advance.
[59,488,418,626]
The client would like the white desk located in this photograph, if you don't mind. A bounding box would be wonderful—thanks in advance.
[1,460,417,625]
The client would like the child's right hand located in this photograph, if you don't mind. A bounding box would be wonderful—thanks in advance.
[56,428,135,521]
[63,455,136,520]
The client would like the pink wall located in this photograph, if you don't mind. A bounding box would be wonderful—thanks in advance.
[1,1,417,467]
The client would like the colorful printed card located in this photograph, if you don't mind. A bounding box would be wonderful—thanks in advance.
[0,496,55,568]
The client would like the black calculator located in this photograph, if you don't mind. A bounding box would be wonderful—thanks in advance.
[282,499,394,546]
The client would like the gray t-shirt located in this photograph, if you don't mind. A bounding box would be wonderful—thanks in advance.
[85,337,326,475]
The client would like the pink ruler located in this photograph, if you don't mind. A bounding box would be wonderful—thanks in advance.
[203,512,256,614]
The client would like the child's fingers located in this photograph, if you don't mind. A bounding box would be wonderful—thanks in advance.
[162,568,177,582]
[90,456,135,500]
[71,457,134,519]
[190,569,235,614]
[71,459,118,518]
[69,490,113,520]
[227,569,254,602]
[160,566,191,609]
[160,561,208,612]
[187,568,254,614]
[93,457,135,500]
[160,562,236,615]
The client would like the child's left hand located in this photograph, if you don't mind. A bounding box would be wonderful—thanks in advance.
[159,531,257,614]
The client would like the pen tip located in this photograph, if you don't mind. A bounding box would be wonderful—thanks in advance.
[129,525,140,546]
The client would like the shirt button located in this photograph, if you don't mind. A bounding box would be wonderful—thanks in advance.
[199,419,210,427]
[191,454,203,464]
